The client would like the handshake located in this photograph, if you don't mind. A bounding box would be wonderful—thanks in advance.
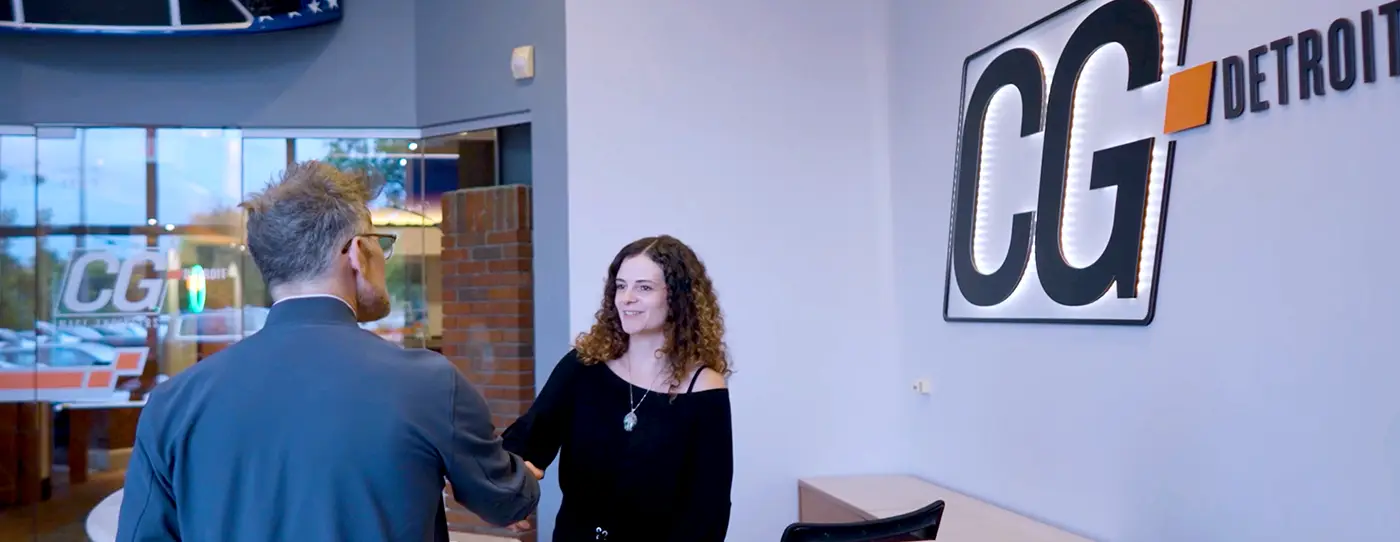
[507,461,545,533]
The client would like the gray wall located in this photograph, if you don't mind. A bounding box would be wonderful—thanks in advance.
[0,0,417,127]
[415,0,554,128]
[414,0,571,534]
[0,55,17,124]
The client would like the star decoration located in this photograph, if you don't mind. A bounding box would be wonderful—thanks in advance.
[308,1,322,13]
[286,11,302,18]
[328,0,340,9]
[256,15,273,22]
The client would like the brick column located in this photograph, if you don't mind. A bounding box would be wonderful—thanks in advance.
[439,185,537,541]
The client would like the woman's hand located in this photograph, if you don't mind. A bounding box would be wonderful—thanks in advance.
[524,461,544,480]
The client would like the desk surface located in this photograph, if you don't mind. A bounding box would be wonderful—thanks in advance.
[800,475,1093,542]
[56,399,147,411]
[86,488,123,542]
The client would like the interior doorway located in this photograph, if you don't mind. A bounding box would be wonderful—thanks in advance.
[407,123,532,351]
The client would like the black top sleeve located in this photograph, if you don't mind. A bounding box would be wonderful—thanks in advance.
[502,350,582,469]
[668,390,735,542]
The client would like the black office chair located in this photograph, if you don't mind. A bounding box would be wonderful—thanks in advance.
[779,500,945,542]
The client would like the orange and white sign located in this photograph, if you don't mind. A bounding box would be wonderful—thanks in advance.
[0,347,149,403]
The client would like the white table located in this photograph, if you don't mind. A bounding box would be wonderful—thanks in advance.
[799,475,1092,542]
[85,488,123,542]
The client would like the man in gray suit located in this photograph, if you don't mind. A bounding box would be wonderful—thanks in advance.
[116,161,540,541]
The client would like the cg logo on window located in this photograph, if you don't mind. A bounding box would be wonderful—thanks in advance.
[55,249,171,319]
[943,0,1189,325]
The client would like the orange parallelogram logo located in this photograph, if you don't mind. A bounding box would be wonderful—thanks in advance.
[1164,1,1398,133]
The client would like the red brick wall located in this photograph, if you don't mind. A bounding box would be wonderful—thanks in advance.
[439,185,538,541]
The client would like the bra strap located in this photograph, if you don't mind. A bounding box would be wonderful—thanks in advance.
[686,367,705,392]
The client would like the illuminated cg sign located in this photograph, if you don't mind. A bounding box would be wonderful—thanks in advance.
[944,0,1400,325]
[944,0,1186,325]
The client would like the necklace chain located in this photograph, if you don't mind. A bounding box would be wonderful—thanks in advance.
[627,364,664,412]
[623,358,666,432]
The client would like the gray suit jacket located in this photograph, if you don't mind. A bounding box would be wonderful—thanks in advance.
[115,296,539,541]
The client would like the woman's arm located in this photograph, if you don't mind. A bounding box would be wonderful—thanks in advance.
[501,350,582,470]
[669,371,734,541]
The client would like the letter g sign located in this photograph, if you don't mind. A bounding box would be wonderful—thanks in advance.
[57,249,170,317]
[943,0,1185,325]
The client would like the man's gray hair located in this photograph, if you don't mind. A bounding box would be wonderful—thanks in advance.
[239,161,386,287]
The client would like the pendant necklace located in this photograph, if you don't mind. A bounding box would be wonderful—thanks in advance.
[623,361,664,432]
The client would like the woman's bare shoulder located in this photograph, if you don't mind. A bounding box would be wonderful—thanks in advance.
[690,367,728,392]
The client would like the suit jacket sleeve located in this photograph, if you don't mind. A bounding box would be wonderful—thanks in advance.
[436,362,541,526]
[116,393,181,541]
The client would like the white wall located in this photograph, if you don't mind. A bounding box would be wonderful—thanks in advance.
[892,0,1400,541]
[564,0,902,539]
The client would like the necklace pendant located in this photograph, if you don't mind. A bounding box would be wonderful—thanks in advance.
[622,411,638,432]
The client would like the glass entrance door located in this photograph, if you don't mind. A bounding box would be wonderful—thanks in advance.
[0,126,437,541]
[0,124,42,539]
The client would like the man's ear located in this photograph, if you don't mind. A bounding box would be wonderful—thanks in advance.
[346,238,366,273]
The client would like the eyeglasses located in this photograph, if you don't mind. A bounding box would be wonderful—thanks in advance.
[341,233,398,260]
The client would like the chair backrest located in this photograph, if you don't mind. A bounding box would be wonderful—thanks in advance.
[780,499,945,542]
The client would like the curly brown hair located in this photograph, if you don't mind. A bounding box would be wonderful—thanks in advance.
[574,235,732,390]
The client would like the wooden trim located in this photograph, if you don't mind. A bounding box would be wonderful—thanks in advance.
[67,410,90,485]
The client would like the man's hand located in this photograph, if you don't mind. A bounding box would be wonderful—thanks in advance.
[503,462,541,533]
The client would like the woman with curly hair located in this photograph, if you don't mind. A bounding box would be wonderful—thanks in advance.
[502,235,734,541]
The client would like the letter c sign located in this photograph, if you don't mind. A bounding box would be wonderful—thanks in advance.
[943,0,1186,325]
